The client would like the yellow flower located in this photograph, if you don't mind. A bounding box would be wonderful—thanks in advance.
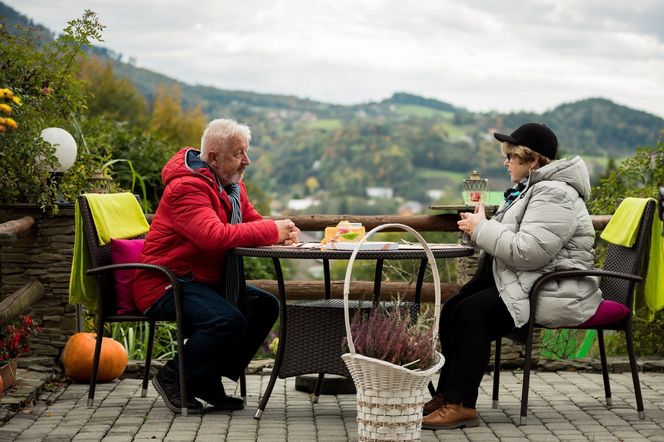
[0,88,13,99]
[0,104,11,114]
[12,96,20,105]
[4,117,17,129]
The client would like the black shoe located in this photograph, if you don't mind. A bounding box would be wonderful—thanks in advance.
[194,383,245,410]
[152,366,204,414]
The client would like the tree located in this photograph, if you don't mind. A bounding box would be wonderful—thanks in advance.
[149,84,206,148]
[78,56,147,124]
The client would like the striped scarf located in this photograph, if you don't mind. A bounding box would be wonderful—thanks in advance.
[503,181,527,208]
[224,183,243,306]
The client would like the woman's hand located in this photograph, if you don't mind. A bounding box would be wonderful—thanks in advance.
[458,204,486,236]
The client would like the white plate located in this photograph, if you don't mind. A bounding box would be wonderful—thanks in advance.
[322,241,398,251]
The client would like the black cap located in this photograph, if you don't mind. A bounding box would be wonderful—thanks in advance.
[494,123,558,160]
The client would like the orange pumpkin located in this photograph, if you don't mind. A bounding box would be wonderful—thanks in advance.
[62,332,128,382]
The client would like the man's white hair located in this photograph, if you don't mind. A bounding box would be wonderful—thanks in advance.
[200,118,251,159]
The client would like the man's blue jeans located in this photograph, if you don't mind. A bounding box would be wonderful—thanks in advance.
[145,278,279,394]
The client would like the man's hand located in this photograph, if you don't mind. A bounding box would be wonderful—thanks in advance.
[275,219,301,245]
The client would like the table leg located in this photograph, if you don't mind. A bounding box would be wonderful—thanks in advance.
[372,259,384,304]
[413,259,427,321]
[312,373,326,403]
[255,257,288,420]
[312,258,331,403]
[323,259,331,299]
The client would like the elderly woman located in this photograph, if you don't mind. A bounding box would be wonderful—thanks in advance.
[423,123,601,429]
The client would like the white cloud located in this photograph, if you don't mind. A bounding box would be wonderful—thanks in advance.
[4,0,664,117]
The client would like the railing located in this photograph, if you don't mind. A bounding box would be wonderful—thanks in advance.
[0,213,612,305]
[249,214,612,302]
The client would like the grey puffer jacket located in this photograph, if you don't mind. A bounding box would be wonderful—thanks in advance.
[471,156,601,328]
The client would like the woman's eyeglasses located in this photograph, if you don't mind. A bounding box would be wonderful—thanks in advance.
[505,153,518,163]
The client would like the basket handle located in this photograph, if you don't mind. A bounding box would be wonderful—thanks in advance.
[343,223,441,356]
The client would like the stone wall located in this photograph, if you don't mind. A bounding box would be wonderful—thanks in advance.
[0,204,78,364]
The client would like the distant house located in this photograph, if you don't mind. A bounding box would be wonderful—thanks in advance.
[427,189,445,201]
[398,201,424,215]
[366,187,394,199]
[287,197,320,211]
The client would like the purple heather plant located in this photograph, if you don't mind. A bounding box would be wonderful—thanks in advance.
[342,299,437,370]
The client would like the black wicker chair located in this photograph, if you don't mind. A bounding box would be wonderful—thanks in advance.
[492,199,656,425]
[78,194,190,415]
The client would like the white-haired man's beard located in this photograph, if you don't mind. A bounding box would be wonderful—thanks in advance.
[221,169,245,185]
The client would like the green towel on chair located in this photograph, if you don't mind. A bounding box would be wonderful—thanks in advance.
[68,193,149,311]
[601,197,664,321]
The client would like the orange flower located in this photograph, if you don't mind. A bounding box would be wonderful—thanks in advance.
[0,103,12,114]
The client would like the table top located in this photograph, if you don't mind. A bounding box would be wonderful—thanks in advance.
[429,204,498,212]
[232,243,474,259]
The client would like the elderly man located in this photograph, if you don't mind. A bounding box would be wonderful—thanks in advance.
[133,118,299,414]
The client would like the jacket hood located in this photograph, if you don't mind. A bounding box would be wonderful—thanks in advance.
[161,148,217,188]
[529,156,592,200]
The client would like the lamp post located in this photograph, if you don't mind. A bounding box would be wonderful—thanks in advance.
[41,127,83,329]
[41,127,77,173]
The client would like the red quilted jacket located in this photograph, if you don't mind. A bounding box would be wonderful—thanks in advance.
[132,148,278,312]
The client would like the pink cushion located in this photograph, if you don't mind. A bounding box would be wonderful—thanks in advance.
[110,238,145,314]
[575,300,630,328]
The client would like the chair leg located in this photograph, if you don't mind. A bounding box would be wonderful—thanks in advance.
[427,381,436,397]
[519,327,535,425]
[176,328,188,417]
[142,321,156,398]
[240,372,247,399]
[312,373,325,404]
[492,338,502,409]
[597,330,612,406]
[88,321,105,407]
[625,326,645,419]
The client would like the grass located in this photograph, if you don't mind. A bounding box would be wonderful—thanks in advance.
[392,105,453,119]
[416,168,467,182]
[306,118,342,130]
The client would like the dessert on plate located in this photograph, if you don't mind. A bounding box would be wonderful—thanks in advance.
[321,220,365,244]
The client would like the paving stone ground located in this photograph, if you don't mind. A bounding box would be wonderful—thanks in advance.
[1,370,663,441]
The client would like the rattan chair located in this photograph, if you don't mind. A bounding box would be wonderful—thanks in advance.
[492,199,656,425]
[78,195,190,415]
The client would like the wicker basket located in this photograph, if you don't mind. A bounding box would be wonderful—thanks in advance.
[341,223,445,441]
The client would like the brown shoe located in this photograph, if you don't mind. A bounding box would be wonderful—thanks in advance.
[422,403,479,430]
[423,393,446,415]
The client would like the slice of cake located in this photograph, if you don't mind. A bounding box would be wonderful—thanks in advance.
[321,220,365,244]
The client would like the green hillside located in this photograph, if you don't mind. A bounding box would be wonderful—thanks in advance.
[2,2,663,213]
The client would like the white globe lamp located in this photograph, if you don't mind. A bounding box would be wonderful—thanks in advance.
[41,127,77,172]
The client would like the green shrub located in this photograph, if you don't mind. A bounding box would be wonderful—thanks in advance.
[588,138,664,356]
[0,11,108,209]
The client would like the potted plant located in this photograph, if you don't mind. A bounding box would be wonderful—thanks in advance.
[341,224,445,441]
[342,299,437,371]
[0,315,41,392]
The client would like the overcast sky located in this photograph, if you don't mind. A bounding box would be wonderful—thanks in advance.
[6,0,664,117]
